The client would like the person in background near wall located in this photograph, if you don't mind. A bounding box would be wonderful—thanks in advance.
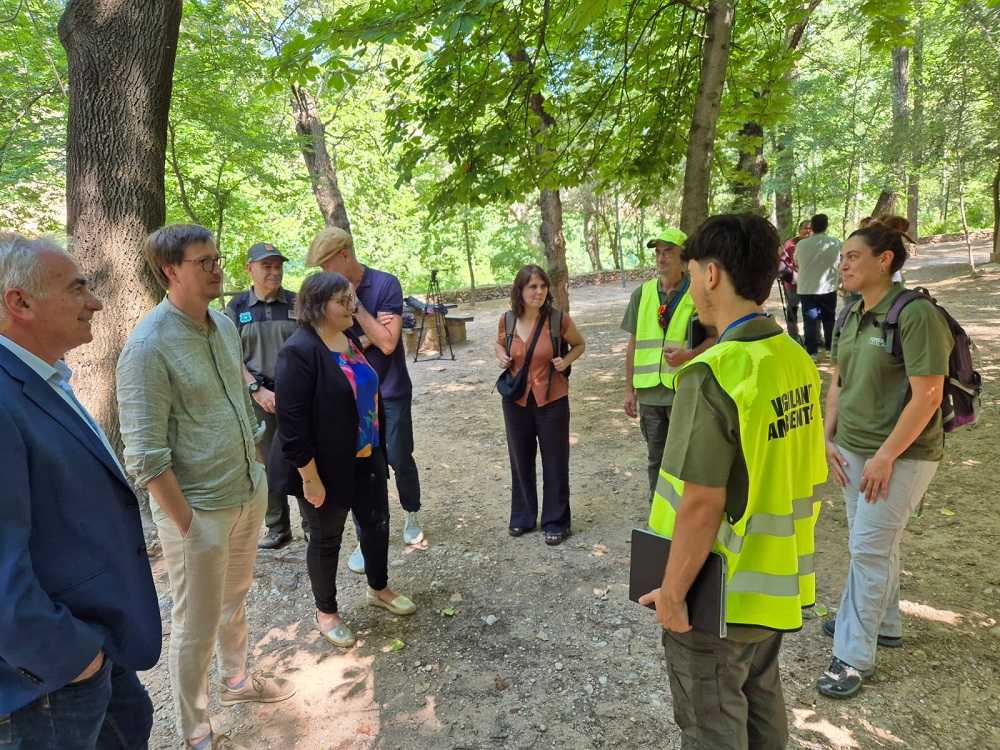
[639,214,827,750]
[621,228,716,503]
[306,227,424,574]
[778,220,811,342]
[494,265,586,546]
[795,213,842,360]
[0,233,161,749]
[816,218,951,700]
[225,242,302,550]
[270,272,417,651]
[117,224,295,750]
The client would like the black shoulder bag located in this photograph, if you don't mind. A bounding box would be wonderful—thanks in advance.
[495,314,545,402]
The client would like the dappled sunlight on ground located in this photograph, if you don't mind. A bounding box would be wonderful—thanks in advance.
[899,599,963,625]
[792,708,861,749]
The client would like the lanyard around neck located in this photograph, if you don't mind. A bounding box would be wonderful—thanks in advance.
[718,312,766,343]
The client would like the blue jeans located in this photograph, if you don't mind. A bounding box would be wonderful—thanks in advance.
[799,292,837,354]
[0,659,153,749]
[384,395,421,512]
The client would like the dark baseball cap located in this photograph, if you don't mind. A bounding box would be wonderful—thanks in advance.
[247,243,288,263]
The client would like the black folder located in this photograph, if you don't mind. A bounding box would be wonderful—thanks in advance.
[628,528,728,638]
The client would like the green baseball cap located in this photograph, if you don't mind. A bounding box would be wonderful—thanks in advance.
[646,228,687,249]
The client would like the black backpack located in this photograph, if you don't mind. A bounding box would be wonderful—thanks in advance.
[837,287,981,432]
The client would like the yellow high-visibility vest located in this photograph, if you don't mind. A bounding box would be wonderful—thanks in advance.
[633,277,697,390]
[649,329,827,631]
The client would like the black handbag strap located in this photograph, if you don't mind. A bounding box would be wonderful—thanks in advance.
[521,315,546,368]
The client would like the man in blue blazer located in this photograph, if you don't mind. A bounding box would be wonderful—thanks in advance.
[0,234,161,748]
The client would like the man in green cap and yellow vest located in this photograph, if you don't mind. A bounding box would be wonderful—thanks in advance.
[639,213,827,749]
[621,228,714,502]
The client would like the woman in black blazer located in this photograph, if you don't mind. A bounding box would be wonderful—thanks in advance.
[271,272,416,648]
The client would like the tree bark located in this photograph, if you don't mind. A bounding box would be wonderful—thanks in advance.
[58,0,182,451]
[731,120,766,214]
[992,158,1000,263]
[462,211,476,307]
[508,47,570,311]
[876,44,910,217]
[291,85,351,231]
[680,0,735,234]
[872,190,898,218]
[906,14,924,238]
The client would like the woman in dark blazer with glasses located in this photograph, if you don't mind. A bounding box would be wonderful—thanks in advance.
[270,272,416,650]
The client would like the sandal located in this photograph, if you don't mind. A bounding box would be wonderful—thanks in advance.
[544,531,568,546]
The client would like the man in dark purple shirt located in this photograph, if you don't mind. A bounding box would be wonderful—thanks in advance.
[306,228,424,573]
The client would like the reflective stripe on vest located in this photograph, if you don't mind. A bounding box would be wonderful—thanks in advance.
[633,278,697,390]
[648,333,827,631]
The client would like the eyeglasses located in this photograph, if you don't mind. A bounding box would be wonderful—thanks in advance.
[333,295,358,308]
[654,246,678,257]
[658,304,668,330]
[183,255,226,273]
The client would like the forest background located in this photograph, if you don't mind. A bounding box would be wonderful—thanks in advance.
[1,0,999,436]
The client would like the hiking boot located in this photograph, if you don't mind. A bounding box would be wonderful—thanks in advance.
[347,544,366,574]
[218,672,295,706]
[403,511,424,545]
[822,617,903,648]
[816,657,875,699]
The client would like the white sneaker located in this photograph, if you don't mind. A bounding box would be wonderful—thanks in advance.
[347,544,366,574]
[403,511,424,545]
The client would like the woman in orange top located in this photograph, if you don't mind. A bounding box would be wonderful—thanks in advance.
[494,265,586,545]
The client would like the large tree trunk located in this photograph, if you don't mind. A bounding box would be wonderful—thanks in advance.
[58,0,182,450]
[731,120,767,214]
[680,0,735,234]
[291,85,351,231]
[906,16,924,238]
[509,46,570,311]
[992,158,1000,263]
[875,44,910,217]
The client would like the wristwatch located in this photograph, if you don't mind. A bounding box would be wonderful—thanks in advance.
[248,381,261,394]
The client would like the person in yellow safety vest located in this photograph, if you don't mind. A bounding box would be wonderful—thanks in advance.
[621,228,716,502]
[639,214,827,750]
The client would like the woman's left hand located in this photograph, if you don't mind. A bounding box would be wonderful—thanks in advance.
[551,356,569,373]
[860,451,893,503]
[303,479,326,508]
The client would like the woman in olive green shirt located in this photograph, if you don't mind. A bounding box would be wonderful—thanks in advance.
[816,217,953,700]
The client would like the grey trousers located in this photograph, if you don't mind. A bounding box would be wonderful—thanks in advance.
[833,446,939,670]
[662,628,788,750]
[639,402,671,502]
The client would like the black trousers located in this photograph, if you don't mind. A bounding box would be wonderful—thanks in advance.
[296,450,390,613]
[502,392,571,534]
[800,292,837,354]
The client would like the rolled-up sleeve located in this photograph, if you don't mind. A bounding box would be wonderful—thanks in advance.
[116,338,173,487]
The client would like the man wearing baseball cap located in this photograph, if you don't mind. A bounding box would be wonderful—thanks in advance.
[225,242,301,549]
[305,228,425,573]
[620,228,716,502]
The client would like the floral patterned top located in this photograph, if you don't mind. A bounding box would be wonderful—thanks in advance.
[331,340,380,456]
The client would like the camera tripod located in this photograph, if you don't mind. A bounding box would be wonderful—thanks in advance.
[414,269,455,362]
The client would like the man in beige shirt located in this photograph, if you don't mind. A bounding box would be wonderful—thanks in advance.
[117,224,295,750]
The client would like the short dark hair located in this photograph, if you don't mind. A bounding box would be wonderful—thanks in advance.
[810,214,829,233]
[798,220,811,231]
[295,271,349,328]
[144,224,213,289]
[848,214,913,273]
[680,213,781,305]
[510,265,554,318]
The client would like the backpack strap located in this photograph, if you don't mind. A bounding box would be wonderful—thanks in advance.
[883,288,933,359]
[503,310,516,356]
[549,308,563,359]
[836,298,860,331]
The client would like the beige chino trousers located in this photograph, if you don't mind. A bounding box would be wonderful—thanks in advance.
[156,481,267,741]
